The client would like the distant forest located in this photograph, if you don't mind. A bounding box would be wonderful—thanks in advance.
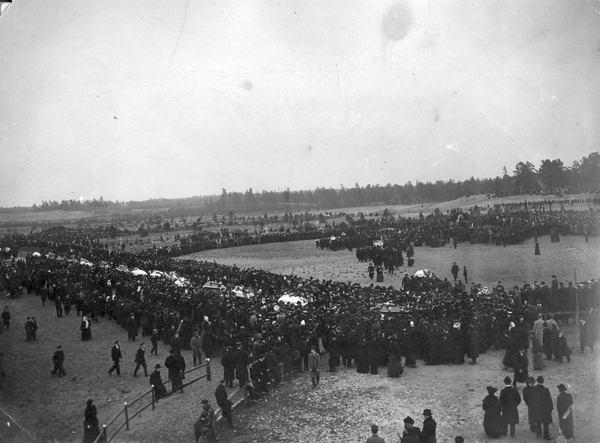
[5,152,599,215]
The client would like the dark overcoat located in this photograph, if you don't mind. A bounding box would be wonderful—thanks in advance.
[500,386,521,424]
[533,385,553,424]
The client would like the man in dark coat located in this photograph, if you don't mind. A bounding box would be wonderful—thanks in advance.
[165,349,183,393]
[127,314,138,341]
[401,416,421,443]
[522,376,537,432]
[149,364,167,400]
[512,347,528,388]
[499,376,521,437]
[467,324,479,364]
[221,346,237,388]
[215,379,233,428]
[451,262,459,282]
[150,328,160,355]
[556,383,574,440]
[532,376,553,440]
[51,345,66,377]
[108,340,122,376]
[420,409,437,443]
[133,343,148,377]
[234,342,249,388]
[263,348,281,387]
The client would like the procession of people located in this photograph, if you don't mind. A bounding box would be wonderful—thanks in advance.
[0,210,597,443]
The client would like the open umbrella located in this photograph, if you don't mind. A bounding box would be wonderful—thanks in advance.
[131,269,148,276]
[414,269,431,278]
[278,294,308,306]
[150,270,165,278]
[32,252,41,257]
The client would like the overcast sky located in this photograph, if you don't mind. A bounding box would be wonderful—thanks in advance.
[0,0,599,207]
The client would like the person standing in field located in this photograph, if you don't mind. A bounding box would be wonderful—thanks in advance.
[150,364,167,400]
[451,262,460,283]
[482,386,503,438]
[463,266,468,283]
[108,340,122,376]
[190,331,203,366]
[133,342,148,377]
[532,376,553,440]
[215,379,234,428]
[522,376,537,433]
[150,328,159,355]
[51,345,66,377]
[513,347,529,388]
[500,376,521,438]
[366,424,385,443]
[556,383,574,440]
[308,346,321,388]
[579,316,594,353]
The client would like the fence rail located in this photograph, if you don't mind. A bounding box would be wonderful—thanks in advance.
[93,359,211,443]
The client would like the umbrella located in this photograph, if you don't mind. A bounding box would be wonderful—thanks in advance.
[32,252,41,257]
[150,270,165,278]
[131,269,148,276]
[278,294,308,306]
[414,269,431,278]
[174,278,189,287]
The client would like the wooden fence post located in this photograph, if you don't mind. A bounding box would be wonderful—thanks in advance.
[101,424,107,443]
[124,401,129,431]
[206,358,211,381]
[151,385,155,410]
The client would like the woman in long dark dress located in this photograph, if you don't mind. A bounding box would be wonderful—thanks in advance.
[80,315,91,341]
[82,399,100,443]
[482,386,504,438]
[387,337,403,377]
[376,266,384,283]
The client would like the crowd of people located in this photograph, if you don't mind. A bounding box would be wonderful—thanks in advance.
[0,214,598,442]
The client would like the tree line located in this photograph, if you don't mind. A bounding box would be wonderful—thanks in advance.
[5,152,599,215]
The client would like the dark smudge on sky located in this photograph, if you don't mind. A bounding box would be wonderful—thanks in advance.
[382,3,411,41]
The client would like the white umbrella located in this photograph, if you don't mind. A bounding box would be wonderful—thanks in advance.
[150,270,165,278]
[174,278,189,287]
[32,252,41,257]
[278,294,308,306]
[414,269,431,278]
[131,269,148,276]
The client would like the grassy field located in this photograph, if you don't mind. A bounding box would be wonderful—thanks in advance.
[0,218,598,442]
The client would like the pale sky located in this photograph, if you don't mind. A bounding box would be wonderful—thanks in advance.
[0,0,599,207]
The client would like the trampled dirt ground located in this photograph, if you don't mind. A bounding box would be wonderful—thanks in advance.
[0,234,599,443]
